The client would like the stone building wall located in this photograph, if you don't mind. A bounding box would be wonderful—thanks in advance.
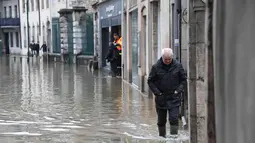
[72,7,87,55]
[59,9,73,55]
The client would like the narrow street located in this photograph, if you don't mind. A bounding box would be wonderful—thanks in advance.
[0,56,188,143]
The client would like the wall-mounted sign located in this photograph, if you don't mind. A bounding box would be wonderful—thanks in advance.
[106,5,115,13]
[69,0,85,7]
[98,0,122,20]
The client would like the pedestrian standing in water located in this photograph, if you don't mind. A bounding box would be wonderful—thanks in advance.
[29,40,36,56]
[35,41,40,56]
[41,41,48,53]
[105,42,119,77]
[147,48,187,137]
[112,33,122,76]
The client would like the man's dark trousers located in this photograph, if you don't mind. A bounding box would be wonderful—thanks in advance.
[116,55,121,76]
[156,106,179,136]
[110,60,118,77]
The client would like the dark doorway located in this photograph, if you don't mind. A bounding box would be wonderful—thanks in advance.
[101,28,109,67]
[4,33,10,55]
[111,25,121,42]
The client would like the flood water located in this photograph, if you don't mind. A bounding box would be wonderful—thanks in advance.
[0,56,189,143]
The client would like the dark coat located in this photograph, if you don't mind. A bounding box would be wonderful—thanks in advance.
[105,44,120,62]
[41,44,47,52]
[29,43,35,50]
[147,58,187,109]
[35,43,40,51]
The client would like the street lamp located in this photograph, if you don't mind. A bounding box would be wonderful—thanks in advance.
[26,0,30,62]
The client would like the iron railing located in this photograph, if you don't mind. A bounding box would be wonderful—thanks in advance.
[0,18,20,27]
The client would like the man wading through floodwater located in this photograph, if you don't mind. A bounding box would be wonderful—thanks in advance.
[147,48,187,137]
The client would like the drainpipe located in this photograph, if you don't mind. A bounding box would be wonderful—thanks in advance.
[26,0,30,62]
[177,0,182,63]
[172,0,182,62]
[18,0,22,51]
[173,0,179,60]
[37,0,41,37]
[171,1,174,55]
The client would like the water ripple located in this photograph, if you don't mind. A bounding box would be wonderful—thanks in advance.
[0,57,189,142]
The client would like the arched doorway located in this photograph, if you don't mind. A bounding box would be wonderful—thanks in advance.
[140,6,147,91]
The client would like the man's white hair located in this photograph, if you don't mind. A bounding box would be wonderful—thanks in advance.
[161,48,174,58]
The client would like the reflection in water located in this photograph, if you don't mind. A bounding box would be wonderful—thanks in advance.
[0,56,188,142]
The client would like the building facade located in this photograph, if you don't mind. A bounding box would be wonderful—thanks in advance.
[0,0,21,55]
[19,0,96,56]
[19,0,50,55]
[92,0,122,68]
[122,0,181,95]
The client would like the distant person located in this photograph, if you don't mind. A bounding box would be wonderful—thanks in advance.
[29,40,36,56]
[35,41,40,56]
[147,48,187,137]
[105,43,119,77]
[41,41,48,53]
[112,33,122,76]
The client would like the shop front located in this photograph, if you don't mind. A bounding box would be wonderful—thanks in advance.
[98,0,122,67]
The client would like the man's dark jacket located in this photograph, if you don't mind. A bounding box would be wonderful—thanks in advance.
[147,58,187,109]
[105,44,120,62]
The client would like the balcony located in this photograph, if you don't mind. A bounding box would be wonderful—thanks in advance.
[0,18,20,27]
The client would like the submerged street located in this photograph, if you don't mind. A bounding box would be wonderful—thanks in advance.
[0,57,188,143]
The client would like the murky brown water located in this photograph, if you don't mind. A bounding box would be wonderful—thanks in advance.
[0,56,189,143]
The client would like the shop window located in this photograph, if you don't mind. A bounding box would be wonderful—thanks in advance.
[31,0,34,11]
[15,5,18,18]
[9,6,12,18]
[16,32,19,47]
[41,0,44,9]
[10,33,13,47]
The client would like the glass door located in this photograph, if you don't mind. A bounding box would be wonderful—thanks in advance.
[131,10,139,86]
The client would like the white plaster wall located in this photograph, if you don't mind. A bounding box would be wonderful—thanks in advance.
[157,2,161,59]
[51,0,68,18]
[159,0,170,49]
[20,0,70,55]
[19,0,51,55]
[51,0,96,17]
[137,1,147,77]
[181,0,188,69]
[1,0,19,18]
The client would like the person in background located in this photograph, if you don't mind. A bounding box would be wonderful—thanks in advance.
[35,41,40,56]
[105,42,119,77]
[41,41,48,53]
[113,33,122,76]
[29,40,36,56]
[147,48,187,137]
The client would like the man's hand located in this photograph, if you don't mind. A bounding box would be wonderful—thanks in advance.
[155,93,163,96]
[174,91,178,94]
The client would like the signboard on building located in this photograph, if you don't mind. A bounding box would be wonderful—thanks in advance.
[69,0,85,7]
[98,0,122,20]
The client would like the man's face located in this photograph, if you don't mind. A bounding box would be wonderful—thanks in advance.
[162,55,172,65]
[114,35,119,40]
